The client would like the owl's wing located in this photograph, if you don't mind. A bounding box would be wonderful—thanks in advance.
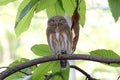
[63,24,72,43]
[46,26,51,43]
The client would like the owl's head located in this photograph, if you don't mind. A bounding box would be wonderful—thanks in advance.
[47,16,67,27]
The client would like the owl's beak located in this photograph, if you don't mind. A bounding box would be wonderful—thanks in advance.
[55,25,59,32]
[55,23,59,27]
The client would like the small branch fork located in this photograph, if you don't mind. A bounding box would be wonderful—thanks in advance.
[45,65,97,80]
[117,76,120,80]
[45,65,98,80]
[70,65,98,80]
[0,54,120,80]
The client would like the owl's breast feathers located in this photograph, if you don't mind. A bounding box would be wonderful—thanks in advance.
[47,28,72,54]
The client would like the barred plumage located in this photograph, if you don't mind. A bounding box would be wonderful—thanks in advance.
[46,16,72,69]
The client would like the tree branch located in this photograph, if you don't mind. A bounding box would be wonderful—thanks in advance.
[0,54,120,80]
[70,65,98,80]
[0,67,30,76]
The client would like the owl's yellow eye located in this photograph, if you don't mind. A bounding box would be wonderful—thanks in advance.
[51,20,55,23]
[59,19,63,23]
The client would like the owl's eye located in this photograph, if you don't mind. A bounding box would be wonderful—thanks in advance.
[51,20,55,23]
[59,19,63,23]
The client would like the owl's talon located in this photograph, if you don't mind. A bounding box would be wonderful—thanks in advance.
[61,51,66,55]
[56,52,62,59]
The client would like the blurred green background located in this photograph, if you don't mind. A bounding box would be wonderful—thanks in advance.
[0,0,120,80]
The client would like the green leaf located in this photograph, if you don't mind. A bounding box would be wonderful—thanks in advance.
[31,62,56,80]
[90,49,120,67]
[36,0,57,13]
[51,61,70,80]
[15,0,38,22]
[62,0,75,16]
[62,0,86,26]
[90,49,120,58]
[31,44,52,56]
[108,0,120,22]
[15,0,31,25]
[5,58,29,80]
[78,0,86,26]
[0,0,17,5]
[51,61,62,80]
[9,58,36,73]
[46,0,65,18]
[14,0,37,36]
[60,65,70,80]
[5,72,24,80]
[9,58,29,67]
[15,1,31,23]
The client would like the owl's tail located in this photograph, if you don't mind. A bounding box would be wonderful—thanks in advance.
[60,51,67,69]
[60,60,67,69]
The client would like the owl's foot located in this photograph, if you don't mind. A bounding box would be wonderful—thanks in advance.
[56,51,67,58]
[61,51,66,55]
[56,52,62,59]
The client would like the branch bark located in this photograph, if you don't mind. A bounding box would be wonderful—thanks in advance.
[70,65,97,80]
[0,54,120,80]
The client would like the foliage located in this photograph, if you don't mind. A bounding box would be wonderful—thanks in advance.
[31,44,70,80]
[90,49,120,67]
[0,0,17,5]
[5,44,70,80]
[10,0,86,36]
[5,58,35,80]
[31,62,55,80]
[0,0,119,36]
[0,0,120,80]
[31,44,52,56]
[46,0,65,18]
[14,0,37,36]
[108,0,120,22]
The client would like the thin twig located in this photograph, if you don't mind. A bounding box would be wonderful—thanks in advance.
[70,65,98,80]
[45,74,53,80]
[76,0,79,10]
[0,54,120,79]
[45,72,63,80]
[117,76,120,80]
[70,65,91,78]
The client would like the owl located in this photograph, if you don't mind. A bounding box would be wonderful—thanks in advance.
[46,16,73,69]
